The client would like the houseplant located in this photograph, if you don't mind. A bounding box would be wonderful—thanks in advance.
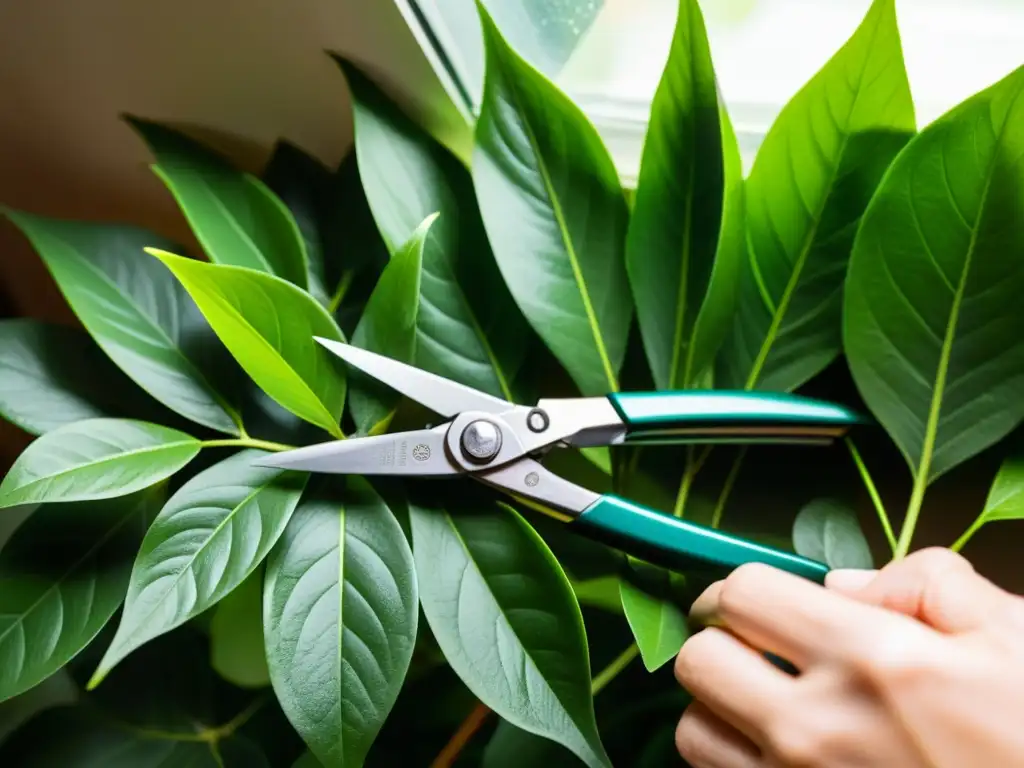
[0,0,1022,764]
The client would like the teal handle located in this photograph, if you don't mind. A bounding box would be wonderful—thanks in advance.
[574,494,829,583]
[607,391,863,444]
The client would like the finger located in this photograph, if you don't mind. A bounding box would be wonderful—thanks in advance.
[689,562,889,667]
[675,627,793,744]
[828,547,1014,633]
[676,700,762,768]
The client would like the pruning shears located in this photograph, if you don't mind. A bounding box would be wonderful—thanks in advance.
[256,338,864,584]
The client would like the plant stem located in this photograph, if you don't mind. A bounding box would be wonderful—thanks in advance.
[327,269,355,314]
[950,516,985,553]
[710,447,746,530]
[894,474,927,560]
[206,692,271,740]
[201,438,295,452]
[845,437,896,553]
[672,444,713,518]
[429,702,492,768]
[591,643,640,694]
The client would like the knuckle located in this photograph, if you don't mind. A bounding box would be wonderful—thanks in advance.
[905,547,973,578]
[763,716,822,767]
[856,629,933,689]
[718,562,773,616]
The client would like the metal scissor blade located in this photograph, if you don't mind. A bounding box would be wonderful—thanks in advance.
[314,337,511,417]
[251,425,459,476]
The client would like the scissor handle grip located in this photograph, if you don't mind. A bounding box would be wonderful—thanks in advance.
[573,494,829,583]
[607,391,862,444]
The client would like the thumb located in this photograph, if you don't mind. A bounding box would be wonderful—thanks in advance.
[825,548,1011,634]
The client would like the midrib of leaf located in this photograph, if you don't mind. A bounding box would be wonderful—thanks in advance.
[505,80,619,393]
[895,134,1000,558]
[441,511,597,760]
[52,244,243,432]
[670,142,697,390]
[91,480,274,684]
[0,508,137,661]
[334,502,346,760]
[182,280,342,438]
[3,440,197,500]
[447,272,513,400]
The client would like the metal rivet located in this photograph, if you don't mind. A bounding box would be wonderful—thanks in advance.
[527,408,549,433]
[460,419,502,463]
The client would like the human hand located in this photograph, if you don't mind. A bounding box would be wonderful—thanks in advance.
[672,548,1024,767]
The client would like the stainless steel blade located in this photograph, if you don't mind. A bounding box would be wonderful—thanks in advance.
[315,338,511,417]
[251,425,459,476]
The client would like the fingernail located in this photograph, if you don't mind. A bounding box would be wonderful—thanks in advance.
[825,568,876,592]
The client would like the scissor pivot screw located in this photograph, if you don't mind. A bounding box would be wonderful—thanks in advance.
[527,408,549,433]
[460,419,503,463]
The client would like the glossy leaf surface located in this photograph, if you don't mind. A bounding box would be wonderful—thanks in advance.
[2,210,242,434]
[129,117,308,288]
[625,0,727,390]
[0,489,160,703]
[472,6,631,397]
[619,577,688,672]
[408,491,610,768]
[844,66,1024,483]
[979,454,1024,524]
[151,250,347,438]
[90,450,307,686]
[348,215,432,435]
[792,498,873,569]
[337,56,528,400]
[210,568,271,689]
[718,0,916,392]
[264,477,418,768]
[0,419,199,508]
[0,320,167,435]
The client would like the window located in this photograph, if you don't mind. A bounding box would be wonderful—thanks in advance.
[396,0,1024,183]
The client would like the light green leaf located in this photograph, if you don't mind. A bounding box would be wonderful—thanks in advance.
[844,66,1024,488]
[335,56,529,401]
[88,449,307,687]
[127,117,308,289]
[408,490,610,768]
[210,568,270,689]
[150,249,347,438]
[570,575,623,614]
[261,140,334,305]
[0,419,199,508]
[2,209,242,435]
[471,4,632,397]
[264,476,418,768]
[0,320,169,435]
[619,577,688,672]
[792,498,873,569]
[625,0,729,390]
[0,488,161,703]
[980,454,1024,524]
[718,0,915,392]
[348,215,434,435]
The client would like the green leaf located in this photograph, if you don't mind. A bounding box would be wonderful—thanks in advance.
[263,476,418,768]
[0,320,169,435]
[127,117,309,288]
[348,215,434,435]
[471,4,632,397]
[2,210,242,435]
[210,568,270,689]
[625,0,728,390]
[150,249,347,438]
[0,706,222,767]
[792,498,873,569]
[570,575,623,614]
[979,453,1024,524]
[619,577,688,672]
[335,56,529,400]
[408,490,610,768]
[0,419,199,508]
[88,449,307,687]
[717,0,915,392]
[844,66,1024,486]
[0,488,161,703]
[482,719,581,768]
[261,140,335,305]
